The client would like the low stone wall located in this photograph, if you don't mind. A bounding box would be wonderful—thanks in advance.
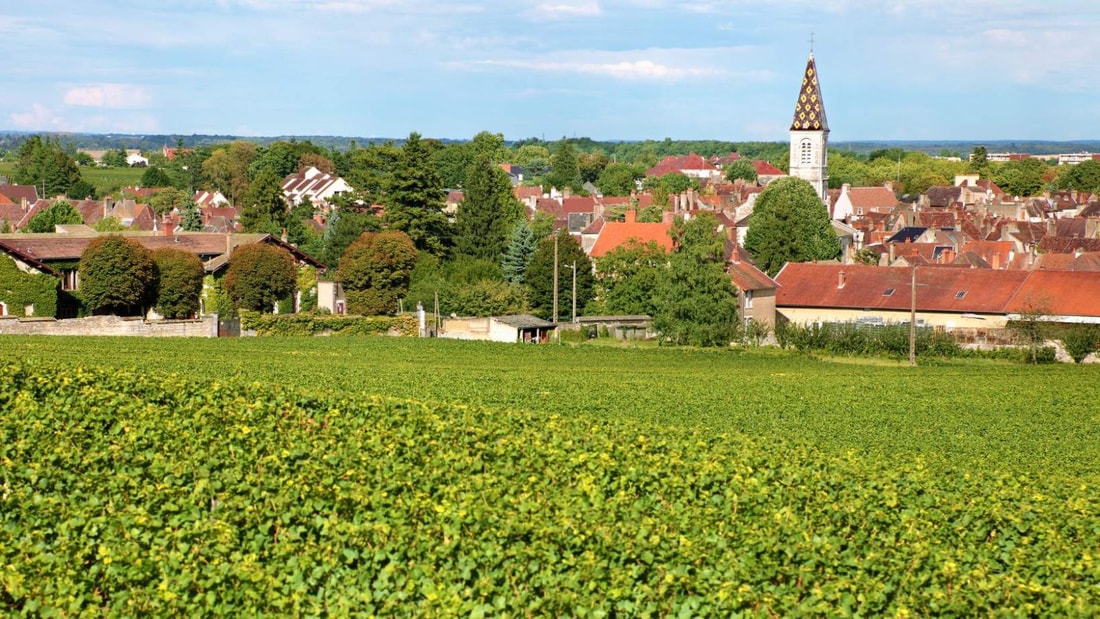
[0,315,219,337]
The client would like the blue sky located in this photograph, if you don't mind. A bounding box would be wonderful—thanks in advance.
[2,1,1098,142]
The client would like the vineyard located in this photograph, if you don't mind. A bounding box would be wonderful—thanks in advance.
[2,336,1099,614]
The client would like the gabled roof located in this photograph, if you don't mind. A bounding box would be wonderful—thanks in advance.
[1006,270,1100,317]
[0,239,61,275]
[727,259,777,291]
[775,263,1030,314]
[588,221,674,258]
[646,153,716,177]
[752,160,785,176]
[886,227,927,244]
[494,314,556,329]
[846,186,897,209]
[790,53,828,132]
[0,184,40,204]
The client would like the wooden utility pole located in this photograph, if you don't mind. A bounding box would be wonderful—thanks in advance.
[552,234,559,322]
[909,266,917,366]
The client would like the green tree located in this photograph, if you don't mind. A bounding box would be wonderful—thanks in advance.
[151,247,204,318]
[223,243,297,313]
[577,151,610,184]
[1056,159,1100,193]
[13,135,83,198]
[239,169,288,234]
[101,147,127,168]
[512,144,552,178]
[545,138,581,191]
[180,203,204,232]
[993,159,1049,197]
[595,163,642,196]
[148,188,193,216]
[202,141,257,206]
[724,159,758,183]
[454,154,525,261]
[93,216,127,232]
[337,231,418,316]
[26,200,83,233]
[78,235,155,316]
[339,141,401,198]
[320,200,382,268]
[525,230,595,320]
[656,172,699,195]
[653,212,738,346]
[385,132,450,256]
[501,220,537,284]
[1061,324,1100,364]
[744,176,840,276]
[140,166,173,187]
[594,239,667,316]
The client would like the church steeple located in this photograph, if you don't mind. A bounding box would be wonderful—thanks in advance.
[788,51,830,208]
[791,53,828,132]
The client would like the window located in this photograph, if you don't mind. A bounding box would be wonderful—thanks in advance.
[955,291,967,299]
[61,269,79,291]
[883,288,895,296]
[800,139,813,165]
[744,290,754,309]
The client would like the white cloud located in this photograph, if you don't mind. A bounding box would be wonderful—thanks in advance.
[63,84,152,109]
[468,58,721,80]
[527,2,602,19]
[10,103,67,130]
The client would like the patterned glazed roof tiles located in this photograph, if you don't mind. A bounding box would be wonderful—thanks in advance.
[790,54,828,132]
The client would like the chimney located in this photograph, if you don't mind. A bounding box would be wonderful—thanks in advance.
[1046,218,1056,237]
[838,270,846,289]
[842,183,852,194]
[889,242,896,263]
[662,210,675,225]
[672,194,680,212]
[883,180,894,193]
[992,252,1001,270]
[624,209,636,224]
[163,220,176,237]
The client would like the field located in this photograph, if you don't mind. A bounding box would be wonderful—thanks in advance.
[0,162,145,196]
[2,336,1098,615]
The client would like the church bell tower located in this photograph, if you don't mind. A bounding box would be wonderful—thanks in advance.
[789,52,829,204]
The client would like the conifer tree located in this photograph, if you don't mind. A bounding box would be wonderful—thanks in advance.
[455,153,524,261]
[384,132,450,256]
[501,220,536,284]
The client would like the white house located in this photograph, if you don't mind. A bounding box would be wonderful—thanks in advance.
[282,167,353,209]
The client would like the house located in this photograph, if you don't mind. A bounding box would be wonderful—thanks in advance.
[281,166,353,209]
[646,153,720,181]
[585,209,674,258]
[830,183,897,221]
[194,190,229,208]
[0,238,60,317]
[0,231,325,318]
[0,184,40,208]
[440,314,556,343]
[163,145,193,161]
[126,152,149,167]
[726,251,779,328]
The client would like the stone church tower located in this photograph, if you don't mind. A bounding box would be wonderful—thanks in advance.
[788,53,829,205]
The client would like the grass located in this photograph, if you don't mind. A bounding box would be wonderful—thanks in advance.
[3,334,1098,479]
[0,161,145,196]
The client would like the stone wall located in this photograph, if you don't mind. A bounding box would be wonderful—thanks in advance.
[0,315,219,337]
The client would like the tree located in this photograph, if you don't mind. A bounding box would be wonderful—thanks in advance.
[545,138,581,191]
[384,132,450,256]
[78,235,155,316]
[239,169,288,234]
[653,212,739,346]
[320,200,382,267]
[13,135,83,198]
[202,141,257,205]
[596,163,642,196]
[454,154,525,261]
[93,216,127,232]
[180,203,204,232]
[744,176,840,276]
[297,152,335,174]
[336,231,417,315]
[148,188,192,216]
[1061,324,1100,364]
[1056,159,1100,193]
[501,220,537,284]
[525,230,595,320]
[26,200,83,233]
[140,166,173,187]
[724,159,758,183]
[993,159,1048,197]
[223,243,297,313]
[594,239,667,316]
[151,247,204,318]
[578,151,610,184]
[655,172,699,195]
[101,147,127,168]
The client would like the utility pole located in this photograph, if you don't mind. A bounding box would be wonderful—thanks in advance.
[570,262,577,323]
[434,291,440,337]
[552,234,559,322]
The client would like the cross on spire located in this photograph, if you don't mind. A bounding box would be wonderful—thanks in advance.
[809,32,815,55]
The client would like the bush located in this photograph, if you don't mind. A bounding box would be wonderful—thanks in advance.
[777,321,960,359]
[1061,324,1100,363]
[78,235,155,316]
[224,243,297,313]
[336,231,417,316]
[240,311,417,336]
[151,247,204,318]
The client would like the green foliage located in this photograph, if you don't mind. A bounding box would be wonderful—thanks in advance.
[140,166,173,187]
[240,312,418,336]
[454,154,524,261]
[384,133,451,256]
[544,138,581,191]
[151,247,204,319]
[723,158,758,183]
[594,239,667,316]
[653,213,738,346]
[595,162,642,196]
[0,257,59,317]
[78,235,155,316]
[776,321,961,358]
[100,146,127,167]
[92,216,127,232]
[179,203,204,232]
[525,230,595,320]
[1055,159,1100,193]
[1060,324,1100,363]
[501,220,536,284]
[652,171,699,195]
[249,140,322,180]
[338,141,401,198]
[745,176,841,276]
[577,151,609,184]
[2,357,1098,615]
[337,231,418,316]
[148,187,193,216]
[223,243,297,313]
[239,169,289,234]
[201,141,257,205]
[26,200,84,233]
[992,158,1049,197]
[14,135,83,198]
[320,203,381,267]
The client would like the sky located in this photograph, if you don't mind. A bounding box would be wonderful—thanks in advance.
[2,1,1099,143]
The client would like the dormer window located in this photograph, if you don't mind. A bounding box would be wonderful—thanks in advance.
[955,291,967,299]
[800,139,813,165]
[883,288,895,296]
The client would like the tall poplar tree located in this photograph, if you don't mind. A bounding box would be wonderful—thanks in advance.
[454,154,524,261]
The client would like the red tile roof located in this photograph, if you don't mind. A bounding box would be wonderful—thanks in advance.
[775,263,1030,314]
[727,259,777,291]
[0,184,39,204]
[588,221,673,258]
[1006,270,1100,317]
[646,153,716,177]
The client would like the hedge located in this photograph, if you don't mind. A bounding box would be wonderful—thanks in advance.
[240,312,418,336]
